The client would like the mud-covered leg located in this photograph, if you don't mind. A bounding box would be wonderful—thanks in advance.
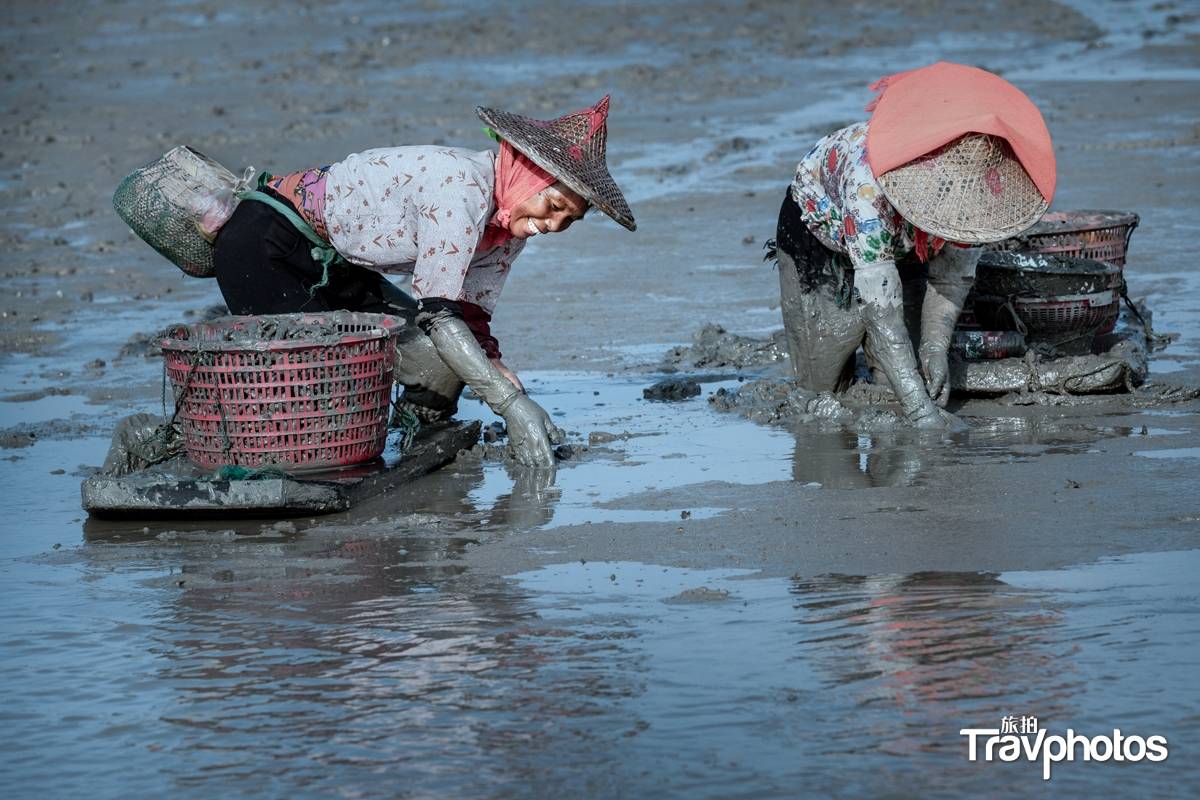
[863,259,926,389]
[391,321,465,422]
[777,248,865,392]
[367,281,465,423]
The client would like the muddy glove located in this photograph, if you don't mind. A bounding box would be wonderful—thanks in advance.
[862,299,951,428]
[856,264,944,427]
[917,247,980,407]
[423,311,560,468]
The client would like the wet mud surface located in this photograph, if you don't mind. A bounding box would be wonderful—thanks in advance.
[2,0,1200,797]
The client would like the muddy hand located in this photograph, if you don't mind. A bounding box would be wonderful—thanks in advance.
[919,344,952,408]
[863,301,944,428]
[919,246,979,409]
[497,392,558,468]
[424,312,558,468]
[908,403,964,430]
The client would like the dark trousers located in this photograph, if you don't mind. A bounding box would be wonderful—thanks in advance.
[213,194,410,315]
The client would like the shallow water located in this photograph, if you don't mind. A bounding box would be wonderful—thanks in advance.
[2,0,1199,794]
[2,366,1197,796]
[3,537,1196,797]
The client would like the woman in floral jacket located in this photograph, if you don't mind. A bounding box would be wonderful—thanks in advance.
[775,62,1055,426]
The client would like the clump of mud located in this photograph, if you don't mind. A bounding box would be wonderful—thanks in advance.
[710,378,905,430]
[663,323,787,369]
[163,311,398,350]
[118,329,168,359]
[663,586,732,604]
[643,378,701,401]
[118,305,228,360]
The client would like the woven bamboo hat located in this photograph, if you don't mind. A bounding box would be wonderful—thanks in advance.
[876,133,1048,243]
[867,62,1055,244]
[477,95,636,231]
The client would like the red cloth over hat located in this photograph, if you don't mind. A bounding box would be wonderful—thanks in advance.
[865,61,1056,203]
[479,141,557,252]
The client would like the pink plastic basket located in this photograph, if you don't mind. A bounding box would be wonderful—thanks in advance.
[162,312,403,471]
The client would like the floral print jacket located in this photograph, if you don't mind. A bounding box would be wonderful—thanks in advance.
[789,122,961,306]
[323,146,522,315]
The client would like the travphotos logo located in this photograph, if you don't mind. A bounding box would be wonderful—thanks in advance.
[960,716,1169,780]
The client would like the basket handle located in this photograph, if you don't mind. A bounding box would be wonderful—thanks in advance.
[1123,214,1140,256]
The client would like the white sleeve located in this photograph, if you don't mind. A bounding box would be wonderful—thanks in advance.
[409,170,493,302]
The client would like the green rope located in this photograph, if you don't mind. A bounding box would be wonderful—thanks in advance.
[483,126,501,142]
[237,172,344,298]
[215,464,291,481]
[392,404,421,452]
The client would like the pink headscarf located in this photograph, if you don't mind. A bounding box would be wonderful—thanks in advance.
[479,141,557,252]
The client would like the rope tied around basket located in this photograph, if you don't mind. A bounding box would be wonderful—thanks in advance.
[214,465,291,481]
[1119,280,1173,351]
[391,402,421,452]
[999,296,1030,337]
[121,333,212,468]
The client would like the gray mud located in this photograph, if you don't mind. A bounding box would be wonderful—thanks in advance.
[662,323,789,369]
[643,377,702,401]
[2,0,1199,797]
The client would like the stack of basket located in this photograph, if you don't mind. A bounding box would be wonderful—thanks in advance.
[956,210,1139,357]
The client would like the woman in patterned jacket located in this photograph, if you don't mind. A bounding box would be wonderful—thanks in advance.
[213,96,635,467]
[774,62,1055,427]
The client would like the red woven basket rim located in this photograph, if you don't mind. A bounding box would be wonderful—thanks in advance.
[1027,209,1139,236]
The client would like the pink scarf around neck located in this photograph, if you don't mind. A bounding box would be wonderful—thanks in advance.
[479,142,556,252]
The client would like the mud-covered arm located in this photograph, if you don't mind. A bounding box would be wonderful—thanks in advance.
[857,261,945,426]
[419,309,560,468]
[918,246,982,406]
[420,297,502,359]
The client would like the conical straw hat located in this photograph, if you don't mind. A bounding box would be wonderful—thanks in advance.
[877,133,1048,244]
[477,95,636,231]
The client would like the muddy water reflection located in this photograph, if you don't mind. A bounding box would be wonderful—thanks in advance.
[450,372,1175,503]
[5,368,1197,796]
[5,541,1194,797]
[788,416,1172,489]
[516,551,1200,796]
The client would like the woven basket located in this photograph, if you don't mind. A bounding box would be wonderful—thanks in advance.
[970,252,1121,354]
[162,313,403,471]
[113,146,245,278]
[987,210,1139,267]
[966,210,1139,336]
[974,251,1122,297]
